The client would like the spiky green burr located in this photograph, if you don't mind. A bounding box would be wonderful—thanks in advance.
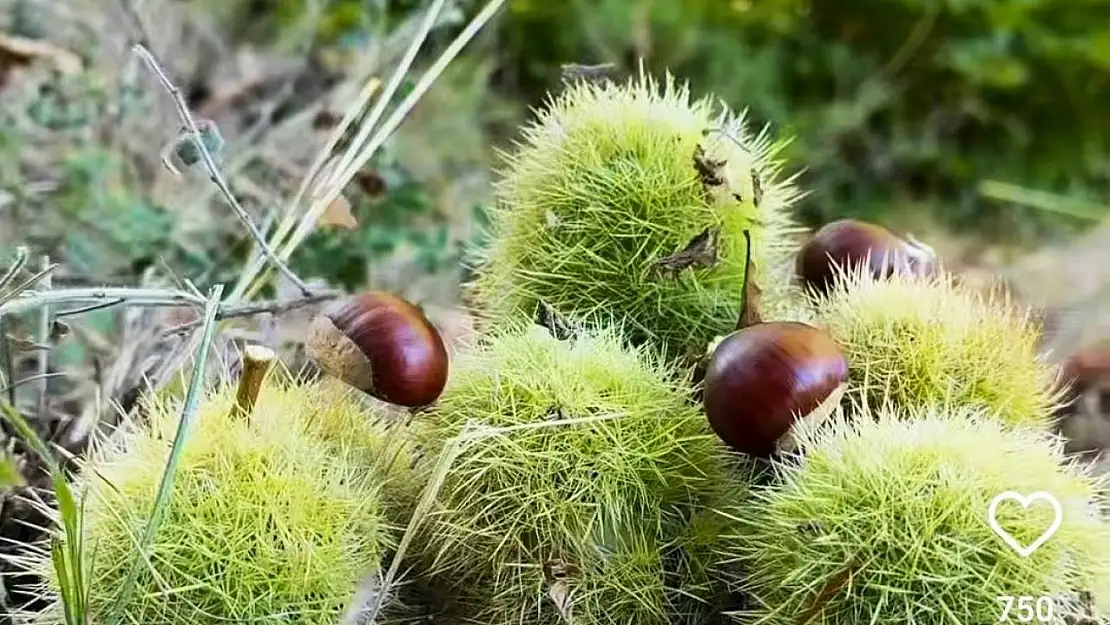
[406,322,745,624]
[723,404,1110,625]
[811,267,1062,429]
[468,70,805,365]
[10,379,399,624]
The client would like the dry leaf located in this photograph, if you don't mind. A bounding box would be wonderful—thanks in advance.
[543,558,580,623]
[652,228,720,278]
[750,168,764,207]
[318,194,358,230]
[548,580,574,622]
[693,145,726,187]
[0,32,81,75]
[536,301,579,341]
[737,230,763,329]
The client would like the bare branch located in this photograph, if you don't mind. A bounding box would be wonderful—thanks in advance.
[160,291,340,337]
[131,43,313,297]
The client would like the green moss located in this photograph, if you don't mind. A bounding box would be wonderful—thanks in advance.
[811,267,1061,429]
[407,322,744,624]
[469,70,804,365]
[722,404,1110,624]
[15,380,397,624]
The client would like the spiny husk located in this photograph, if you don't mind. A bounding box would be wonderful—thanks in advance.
[810,266,1063,430]
[468,68,807,366]
[8,375,410,624]
[721,403,1110,624]
[405,321,748,624]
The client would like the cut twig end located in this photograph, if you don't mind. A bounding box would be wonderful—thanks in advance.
[233,344,277,419]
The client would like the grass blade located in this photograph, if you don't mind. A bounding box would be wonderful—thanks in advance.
[104,284,224,625]
[0,397,88,624]
[229,0,508,302]
[979,180,1108,221]
[276,0,508,272]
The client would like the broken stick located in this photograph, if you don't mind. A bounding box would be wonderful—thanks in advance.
[233,344,276,419]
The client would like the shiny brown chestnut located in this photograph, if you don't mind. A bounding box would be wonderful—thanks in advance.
[796,218,936,295]
[305,291,448,408]
[702,321,849,457]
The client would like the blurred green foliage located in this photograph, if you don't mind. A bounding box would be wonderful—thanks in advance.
[491,0,1110,239]
[0,60,461,294]
[271,0,1110,240]
[289,147,465,290]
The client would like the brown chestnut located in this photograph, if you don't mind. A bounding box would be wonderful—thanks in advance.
[1055,343,1110,410]
[702,321,849,457]
[306,291,448,408]
[796,218,936,295]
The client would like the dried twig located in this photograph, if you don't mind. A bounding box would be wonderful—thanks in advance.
[160,291,340,337]
[0,371,70,395]
[130,43,313,297]
[0,287,206,318]
[35,255,51,419]
[233,345,276,419]
[0,318,12,406]
[0,248,28,293]
[0,261,59,305]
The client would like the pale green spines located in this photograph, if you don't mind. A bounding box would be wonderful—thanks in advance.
[724,405,1110,624]
[13,382,395,625]
[409,322,741,624]
[469,70,804,363]
[811,267,1062,429]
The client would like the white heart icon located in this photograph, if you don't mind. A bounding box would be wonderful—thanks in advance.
[987,491,1063,558]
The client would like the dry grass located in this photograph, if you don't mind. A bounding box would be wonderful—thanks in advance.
[0,0,508,616]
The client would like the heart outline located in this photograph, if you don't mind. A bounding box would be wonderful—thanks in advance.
[987,491,1063,558]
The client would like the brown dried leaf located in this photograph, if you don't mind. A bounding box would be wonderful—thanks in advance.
[548,580,574,623]
[693,145,726,187]
[0,32,81,75]
[737,230,764,329]
[652,228,720,278]
[543,558,582,582]
[318,194,358,230]
[543,558,580,622]
[750,168,764,207]
[535,301,579,341]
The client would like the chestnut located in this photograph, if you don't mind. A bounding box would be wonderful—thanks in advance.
[1055,343,1110,410]
[796,218,936,295]
[306,290,448,408]
[702,321,849,457]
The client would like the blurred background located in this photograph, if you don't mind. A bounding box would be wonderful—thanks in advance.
[2,0,1110,450]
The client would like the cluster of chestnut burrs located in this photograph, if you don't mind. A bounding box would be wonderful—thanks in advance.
[303,217,935,456]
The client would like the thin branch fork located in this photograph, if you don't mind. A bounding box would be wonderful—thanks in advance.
[130,43,313,297]
[0,287,206,318]
[160,291,340,337]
